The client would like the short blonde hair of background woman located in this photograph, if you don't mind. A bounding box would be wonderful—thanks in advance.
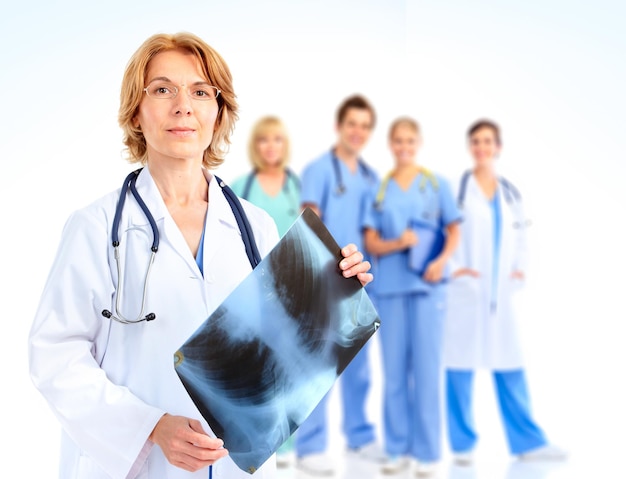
[247,116,291,171]
[388,116,421,141]
[118,32,239,169]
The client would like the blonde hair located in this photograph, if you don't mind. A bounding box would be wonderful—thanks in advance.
[388,116,421,141]
[118,32,239,169]
[247,116,291,170]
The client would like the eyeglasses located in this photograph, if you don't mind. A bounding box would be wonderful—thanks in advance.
[143,81,221,101]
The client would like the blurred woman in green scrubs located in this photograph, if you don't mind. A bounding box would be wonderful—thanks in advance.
[230,115,300,467]
[231,116,300,238]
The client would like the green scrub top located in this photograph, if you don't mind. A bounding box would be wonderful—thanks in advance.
[231,171,301,237]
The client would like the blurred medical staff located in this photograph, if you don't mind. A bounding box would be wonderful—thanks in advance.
[363,117,461,477]
[444,119,567,464]
[230,115,299,467]
[296,94,382,475]
[231,116,300,238]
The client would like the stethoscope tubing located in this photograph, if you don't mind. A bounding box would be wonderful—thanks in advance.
[102,169,261,325]
[215,175,262,269]
[331,150,374,195]
[111,169,159,251]
[103,168,159,324]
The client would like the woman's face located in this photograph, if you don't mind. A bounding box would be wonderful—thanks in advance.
[133,49,220,165]
[255,129,285,169]
[469,127,501,167]
[389,124,420,168]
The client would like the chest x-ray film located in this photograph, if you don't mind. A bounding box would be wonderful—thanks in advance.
[174,208,380,474]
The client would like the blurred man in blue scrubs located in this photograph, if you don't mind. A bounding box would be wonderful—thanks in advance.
[296,94,383,475]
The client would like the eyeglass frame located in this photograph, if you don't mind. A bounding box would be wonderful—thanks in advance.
[142,80,221,101]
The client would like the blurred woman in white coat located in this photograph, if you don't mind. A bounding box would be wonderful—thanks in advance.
[27,32,372,479]
[443,119,566,464]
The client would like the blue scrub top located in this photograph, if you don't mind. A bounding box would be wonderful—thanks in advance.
[363,172,461,296]
[300,150,378,252]
[490,192,502,309]
[195,213,207,277]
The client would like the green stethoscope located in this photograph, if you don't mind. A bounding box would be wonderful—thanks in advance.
[374,167,440,220]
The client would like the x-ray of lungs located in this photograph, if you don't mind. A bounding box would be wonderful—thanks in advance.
[174,208,380,474]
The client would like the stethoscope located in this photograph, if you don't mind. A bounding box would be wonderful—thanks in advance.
[373,168,441,221]
[101,168,261,325]
[331,150,376,195]
[457,169,531,229]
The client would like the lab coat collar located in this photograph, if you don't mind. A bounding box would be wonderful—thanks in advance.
[131,166,168,223]
[465,172,504,205]
[201,169,244,272]
[464,172,515,226]
[203,168,240,231]
[131,167,197,275]
[129,166,239,229]
[129,166,241,278]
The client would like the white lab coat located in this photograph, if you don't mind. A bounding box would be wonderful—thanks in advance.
[443,172,530,370]
[28,167,279,479]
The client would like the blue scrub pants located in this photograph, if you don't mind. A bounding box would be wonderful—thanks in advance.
[446,369,548,455]
[376,289,445,462]
[296,344,375,456]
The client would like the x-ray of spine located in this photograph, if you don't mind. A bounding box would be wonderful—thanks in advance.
[174,209,380,473]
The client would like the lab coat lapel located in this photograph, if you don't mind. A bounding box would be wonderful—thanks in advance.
[201,170,242,273]
[466,174,494,276]
[132,167,202,277]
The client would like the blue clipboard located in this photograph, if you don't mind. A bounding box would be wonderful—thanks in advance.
[408,220,445,276]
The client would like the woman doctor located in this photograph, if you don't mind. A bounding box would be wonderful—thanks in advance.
[443,119,566,464]
[28,32,372,479]
[363,117,461,476]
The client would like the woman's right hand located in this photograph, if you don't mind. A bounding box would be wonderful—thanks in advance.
[398,228,419,249]
[452,268,480,278]
[149,414,229,472]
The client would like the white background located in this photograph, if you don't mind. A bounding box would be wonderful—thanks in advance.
[1,1,624,476]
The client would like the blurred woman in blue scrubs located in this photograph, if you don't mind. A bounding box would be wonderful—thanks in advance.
[444,119,567,465]
[363,117,461,476]
[231,116,300,238]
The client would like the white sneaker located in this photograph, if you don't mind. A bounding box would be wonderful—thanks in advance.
[296,453,336,476]
[519,444,568,462]
[381,456,410,474]
[453,450,474,466]
[414,461,439,477]
[347,441,387,463]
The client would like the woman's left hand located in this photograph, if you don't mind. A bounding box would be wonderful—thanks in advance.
[339,244,373,287]
[423,258,445,283]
